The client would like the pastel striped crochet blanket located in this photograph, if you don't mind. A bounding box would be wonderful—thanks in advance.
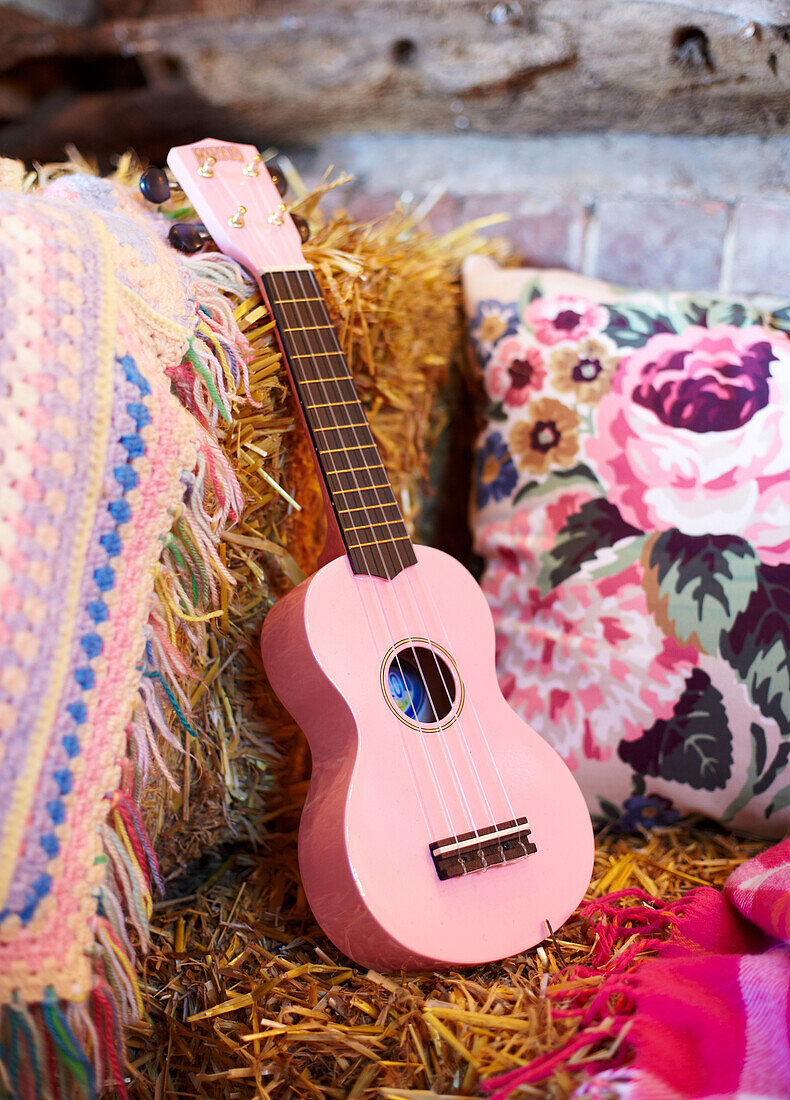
[0,168,244,1098]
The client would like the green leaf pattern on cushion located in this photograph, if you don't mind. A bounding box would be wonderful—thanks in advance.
[643,531,760,654]
[537,499,642,593]
[720,565,790,737]
[617,668,732,791]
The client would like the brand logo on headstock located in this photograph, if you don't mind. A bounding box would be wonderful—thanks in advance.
[193,145,244,165]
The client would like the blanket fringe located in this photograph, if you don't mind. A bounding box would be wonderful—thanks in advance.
[1,962,138,1100]
[481,888,702,1100]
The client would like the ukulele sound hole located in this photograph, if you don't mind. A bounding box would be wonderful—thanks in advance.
[384,644,457,726]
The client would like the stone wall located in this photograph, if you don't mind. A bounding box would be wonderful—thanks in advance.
[303,133,790,298]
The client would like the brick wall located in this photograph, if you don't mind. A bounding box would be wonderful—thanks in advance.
[300,133,790,300]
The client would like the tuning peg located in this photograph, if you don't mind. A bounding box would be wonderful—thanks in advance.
[139,165,171,204]
[291,214,310,243]
[168,222,210,254]
[266,159,288,198]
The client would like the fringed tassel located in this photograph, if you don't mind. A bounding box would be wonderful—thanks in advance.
[481,888,700,1099]
[0,995,100,1100]
[185,441,244,529]
[167,268,258,433]
[93,918,144,1023]
[65,1002,102,1098]
[185,253,254,299]
[188,256,259,372]
[96,883,136,965]
[89,985,128,1100]
[483,1018,634,1100]
[108,791,164,900]
[126,701,178,793]
[1,1000,49,1100]
[40,997,96,1100]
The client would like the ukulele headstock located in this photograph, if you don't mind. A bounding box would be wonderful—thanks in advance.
[167,138,307,273]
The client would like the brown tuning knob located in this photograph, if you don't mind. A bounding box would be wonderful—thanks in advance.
[168,223,210,254]
[267,160,288,198]
[139,166,171,204]
[291,214,310,244]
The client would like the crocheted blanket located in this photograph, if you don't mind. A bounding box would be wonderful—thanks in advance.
[0,169,244,1099]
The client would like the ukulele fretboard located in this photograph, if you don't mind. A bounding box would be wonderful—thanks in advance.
[262,268,417,581]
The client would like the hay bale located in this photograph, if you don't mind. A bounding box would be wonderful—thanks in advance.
[128,822,765,1098]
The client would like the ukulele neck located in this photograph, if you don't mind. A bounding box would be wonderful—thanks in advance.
[262,268,417,581]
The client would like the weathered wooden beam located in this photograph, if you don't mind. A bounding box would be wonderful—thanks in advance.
[1,0,790,162]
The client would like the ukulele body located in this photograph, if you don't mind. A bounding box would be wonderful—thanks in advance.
[261,544,593,971]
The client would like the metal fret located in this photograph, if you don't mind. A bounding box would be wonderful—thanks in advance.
[273,296,325,305]
[332,482,391,495]
[337,501,401,514]
[325,463,387,476]
[289,351,346,361]
[320,444,378,454]
[344,519,400,532]
[305,399,359,410]
[347,534,412,549]
[262,267,416,579]
[297,373,352,382]
[281,323,335,332]
[313,421,369,432]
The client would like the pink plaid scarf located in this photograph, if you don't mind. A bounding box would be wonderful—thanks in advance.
[484,837,790,1100]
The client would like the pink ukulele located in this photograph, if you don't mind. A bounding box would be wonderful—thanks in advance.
[165,138,594,970]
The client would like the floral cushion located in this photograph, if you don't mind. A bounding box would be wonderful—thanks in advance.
[463,255,790,836]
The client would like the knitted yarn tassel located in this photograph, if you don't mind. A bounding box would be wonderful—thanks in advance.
[481,888,699,1100]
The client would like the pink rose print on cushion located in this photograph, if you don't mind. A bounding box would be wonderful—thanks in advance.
[483,559,697,767]
[475,489,596,572]
[475,512,537,577]
[586,325,790,564]
[524,295,608,347]
[485,330,546,407]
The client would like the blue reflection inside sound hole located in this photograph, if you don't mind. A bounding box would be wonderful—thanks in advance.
[387,658,434,723]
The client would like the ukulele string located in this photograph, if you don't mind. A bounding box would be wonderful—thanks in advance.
[194,165,456,847]
[234,166,507,851]
[410,574,523,849]
[290,266,501,848]
[289,266,523,851]
[287,264,481,843]
[282,265,465,842]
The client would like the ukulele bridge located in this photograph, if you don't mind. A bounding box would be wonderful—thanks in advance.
[429,817,537,881]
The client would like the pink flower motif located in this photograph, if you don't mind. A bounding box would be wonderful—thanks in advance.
[475,511,536,577]
[544,490,593,546]
[484,559,697,764]
[485,331,546,407]
[586,325,790,564]
[524,295,608,346]
[475,490,597,580]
